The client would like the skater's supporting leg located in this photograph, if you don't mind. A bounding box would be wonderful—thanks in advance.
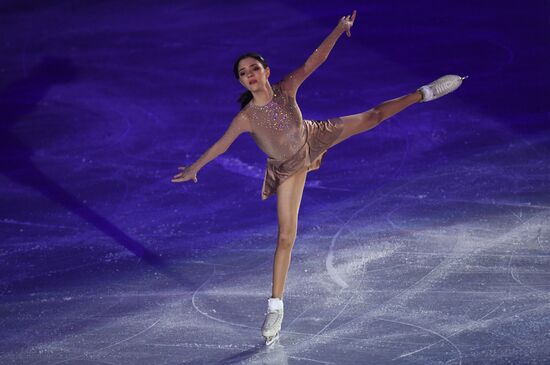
[329,91,422,148]
[272,167,308,299]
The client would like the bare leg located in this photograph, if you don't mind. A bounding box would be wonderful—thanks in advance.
[330,90,422,148]
[272,167,308,299]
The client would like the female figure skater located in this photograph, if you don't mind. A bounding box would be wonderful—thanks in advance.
[172,10,465,345]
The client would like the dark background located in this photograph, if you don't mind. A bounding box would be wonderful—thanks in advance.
[1,1,548,364]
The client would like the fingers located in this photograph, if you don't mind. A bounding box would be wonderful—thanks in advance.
[171,176,192,183]
[171,168,198,183]
[171,176,197,183]
[342,10,356,24]
[342,10,356,37]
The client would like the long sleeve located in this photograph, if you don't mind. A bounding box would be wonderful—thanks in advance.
[281,23,345,94]
[190,113,250,172]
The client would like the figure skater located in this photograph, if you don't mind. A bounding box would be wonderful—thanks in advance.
[171,10,466,345]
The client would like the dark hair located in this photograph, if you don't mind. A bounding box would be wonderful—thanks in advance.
[233,52,268,110]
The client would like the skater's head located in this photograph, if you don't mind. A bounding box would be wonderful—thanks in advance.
[233,53,270,109]
[233,52,269,81]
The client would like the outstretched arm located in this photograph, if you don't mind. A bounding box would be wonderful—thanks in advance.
[171,114,250,183]
[282,10,357,96]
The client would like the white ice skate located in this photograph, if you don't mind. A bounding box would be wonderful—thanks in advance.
[262,297,284,346]
[418,74,468,102]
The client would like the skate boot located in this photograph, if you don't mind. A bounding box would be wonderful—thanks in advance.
[418,74,468,102]
[261,297,284,345]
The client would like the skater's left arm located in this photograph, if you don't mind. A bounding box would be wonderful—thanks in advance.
[281,10,356,96]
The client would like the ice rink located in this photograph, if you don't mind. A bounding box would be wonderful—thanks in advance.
[1,1,549,364]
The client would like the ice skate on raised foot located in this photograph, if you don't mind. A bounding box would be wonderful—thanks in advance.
[418,75,468,102]
[261,298,284,346]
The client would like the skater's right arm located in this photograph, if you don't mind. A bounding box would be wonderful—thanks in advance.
[171,114,251,183]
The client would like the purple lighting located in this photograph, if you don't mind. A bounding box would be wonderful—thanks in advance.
[0,1,548,364]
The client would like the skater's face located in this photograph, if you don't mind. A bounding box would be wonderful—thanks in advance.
[237,57,270,91]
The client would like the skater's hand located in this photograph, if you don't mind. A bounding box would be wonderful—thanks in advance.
[171,166,198,183]
[338,10,357,37]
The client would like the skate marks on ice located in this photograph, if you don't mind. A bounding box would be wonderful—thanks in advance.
[325,180,413,289]
[393,249,548,363]
[189,255,339,364]
[191,266,258,332]
[46,319,161,365]
[189,257,284,364]
[186,224,363,364]
[12,295,166,365]
[380,317,463,364]
[282,205,547,363]
[279,184,550,363]
[235,148,550,362]
[325,123,414,290]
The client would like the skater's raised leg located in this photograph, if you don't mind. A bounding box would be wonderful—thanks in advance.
[330,91,422,148]
[330,74,467,148]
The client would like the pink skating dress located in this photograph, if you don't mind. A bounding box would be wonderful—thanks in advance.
[239,82,344,200]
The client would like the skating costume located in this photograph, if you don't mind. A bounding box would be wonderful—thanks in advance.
[240,82,344,200]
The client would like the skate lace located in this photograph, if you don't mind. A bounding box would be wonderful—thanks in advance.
[432,76,457,96]
[435,81,451,94]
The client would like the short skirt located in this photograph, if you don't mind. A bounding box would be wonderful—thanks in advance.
[261,118,344,200]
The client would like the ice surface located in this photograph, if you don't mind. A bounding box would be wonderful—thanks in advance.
[0,1,548,364]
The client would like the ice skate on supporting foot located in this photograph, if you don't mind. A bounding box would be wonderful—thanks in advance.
[418,75,468,102]
[261,297,283,346]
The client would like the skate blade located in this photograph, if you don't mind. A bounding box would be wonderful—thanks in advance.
[264,332,280,346]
